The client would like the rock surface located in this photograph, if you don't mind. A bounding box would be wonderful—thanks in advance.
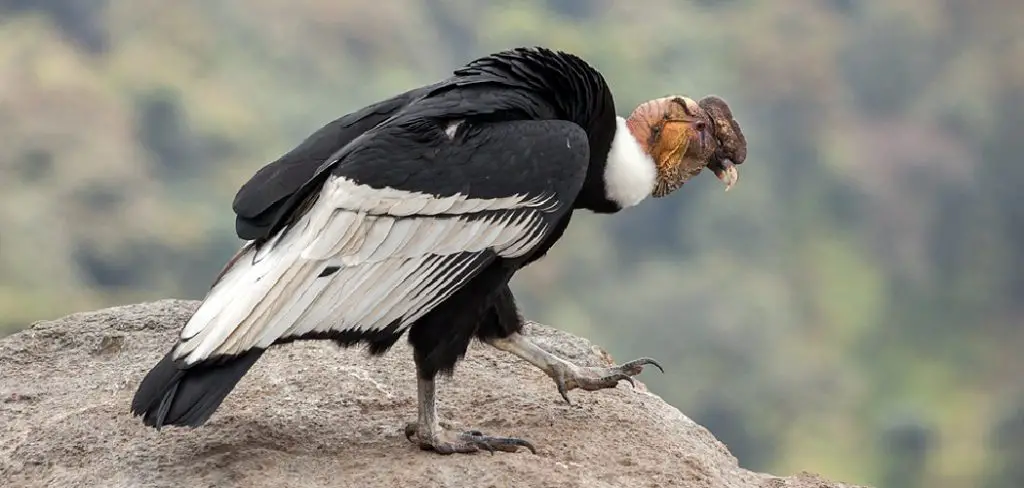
[0,300,864,488]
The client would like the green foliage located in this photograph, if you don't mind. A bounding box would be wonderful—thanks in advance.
[1,1,1022,486]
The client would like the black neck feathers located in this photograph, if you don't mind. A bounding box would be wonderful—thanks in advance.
[451,47,621,211]
[454,48,615,129]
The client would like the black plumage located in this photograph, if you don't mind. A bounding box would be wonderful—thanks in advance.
[131,46,745,454]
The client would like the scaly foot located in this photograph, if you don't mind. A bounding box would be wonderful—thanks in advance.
[485,332,665,405]
[549,357,664,405]
[403,421,537,455]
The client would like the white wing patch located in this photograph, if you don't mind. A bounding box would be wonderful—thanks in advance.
[174,175,559,365]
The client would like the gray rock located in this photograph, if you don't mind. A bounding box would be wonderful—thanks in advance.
[0,300,865,488]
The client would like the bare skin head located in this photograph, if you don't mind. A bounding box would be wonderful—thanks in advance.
[625,95,748,196]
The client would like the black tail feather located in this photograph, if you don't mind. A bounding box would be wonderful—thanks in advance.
[130,348,265,428]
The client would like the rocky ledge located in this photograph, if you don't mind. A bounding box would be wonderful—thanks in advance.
[0,300,864,488]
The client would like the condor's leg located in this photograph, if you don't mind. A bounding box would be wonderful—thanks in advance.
[402,362,535,455]
[485,333,663,405]
[480,285,663,405]
[402,273,535,455]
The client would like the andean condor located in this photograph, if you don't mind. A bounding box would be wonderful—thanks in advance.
[131,46,748,455]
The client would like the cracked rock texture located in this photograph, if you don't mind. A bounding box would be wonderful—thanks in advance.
[0,300,865,488]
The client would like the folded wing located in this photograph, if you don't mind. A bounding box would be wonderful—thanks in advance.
[173,118,590,366]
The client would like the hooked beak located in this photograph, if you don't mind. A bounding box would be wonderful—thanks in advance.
[709,159,739,191]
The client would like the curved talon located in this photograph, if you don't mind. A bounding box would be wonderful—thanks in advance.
[620,375,636,389]
[459,431,537,455]
[466,436,496,455]
[403,422,418,443]
[546,356,665,401]
[558,388,571,405]
[555,374,572,405]
[505,437,538,455]
[623,357,665,374]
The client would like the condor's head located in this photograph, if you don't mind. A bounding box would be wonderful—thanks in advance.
[604,95,747,208]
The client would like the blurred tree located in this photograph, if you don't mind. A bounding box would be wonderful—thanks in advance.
[826,0,859,17]
[840,14,946,118]
[13,148,54,183]
[693,396,776,470]
[134,88,193,180]
[544,0,602,19]
[74,243,139,289]
[985,395,1024,488]
[0,0,109,54]
[877,412,936,488]
[981,78,1024,316]
[424,0,479,63]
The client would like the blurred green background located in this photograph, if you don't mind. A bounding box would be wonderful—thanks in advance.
[1,1,1021,487]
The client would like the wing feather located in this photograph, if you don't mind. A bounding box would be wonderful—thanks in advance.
[172,175,559,365]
